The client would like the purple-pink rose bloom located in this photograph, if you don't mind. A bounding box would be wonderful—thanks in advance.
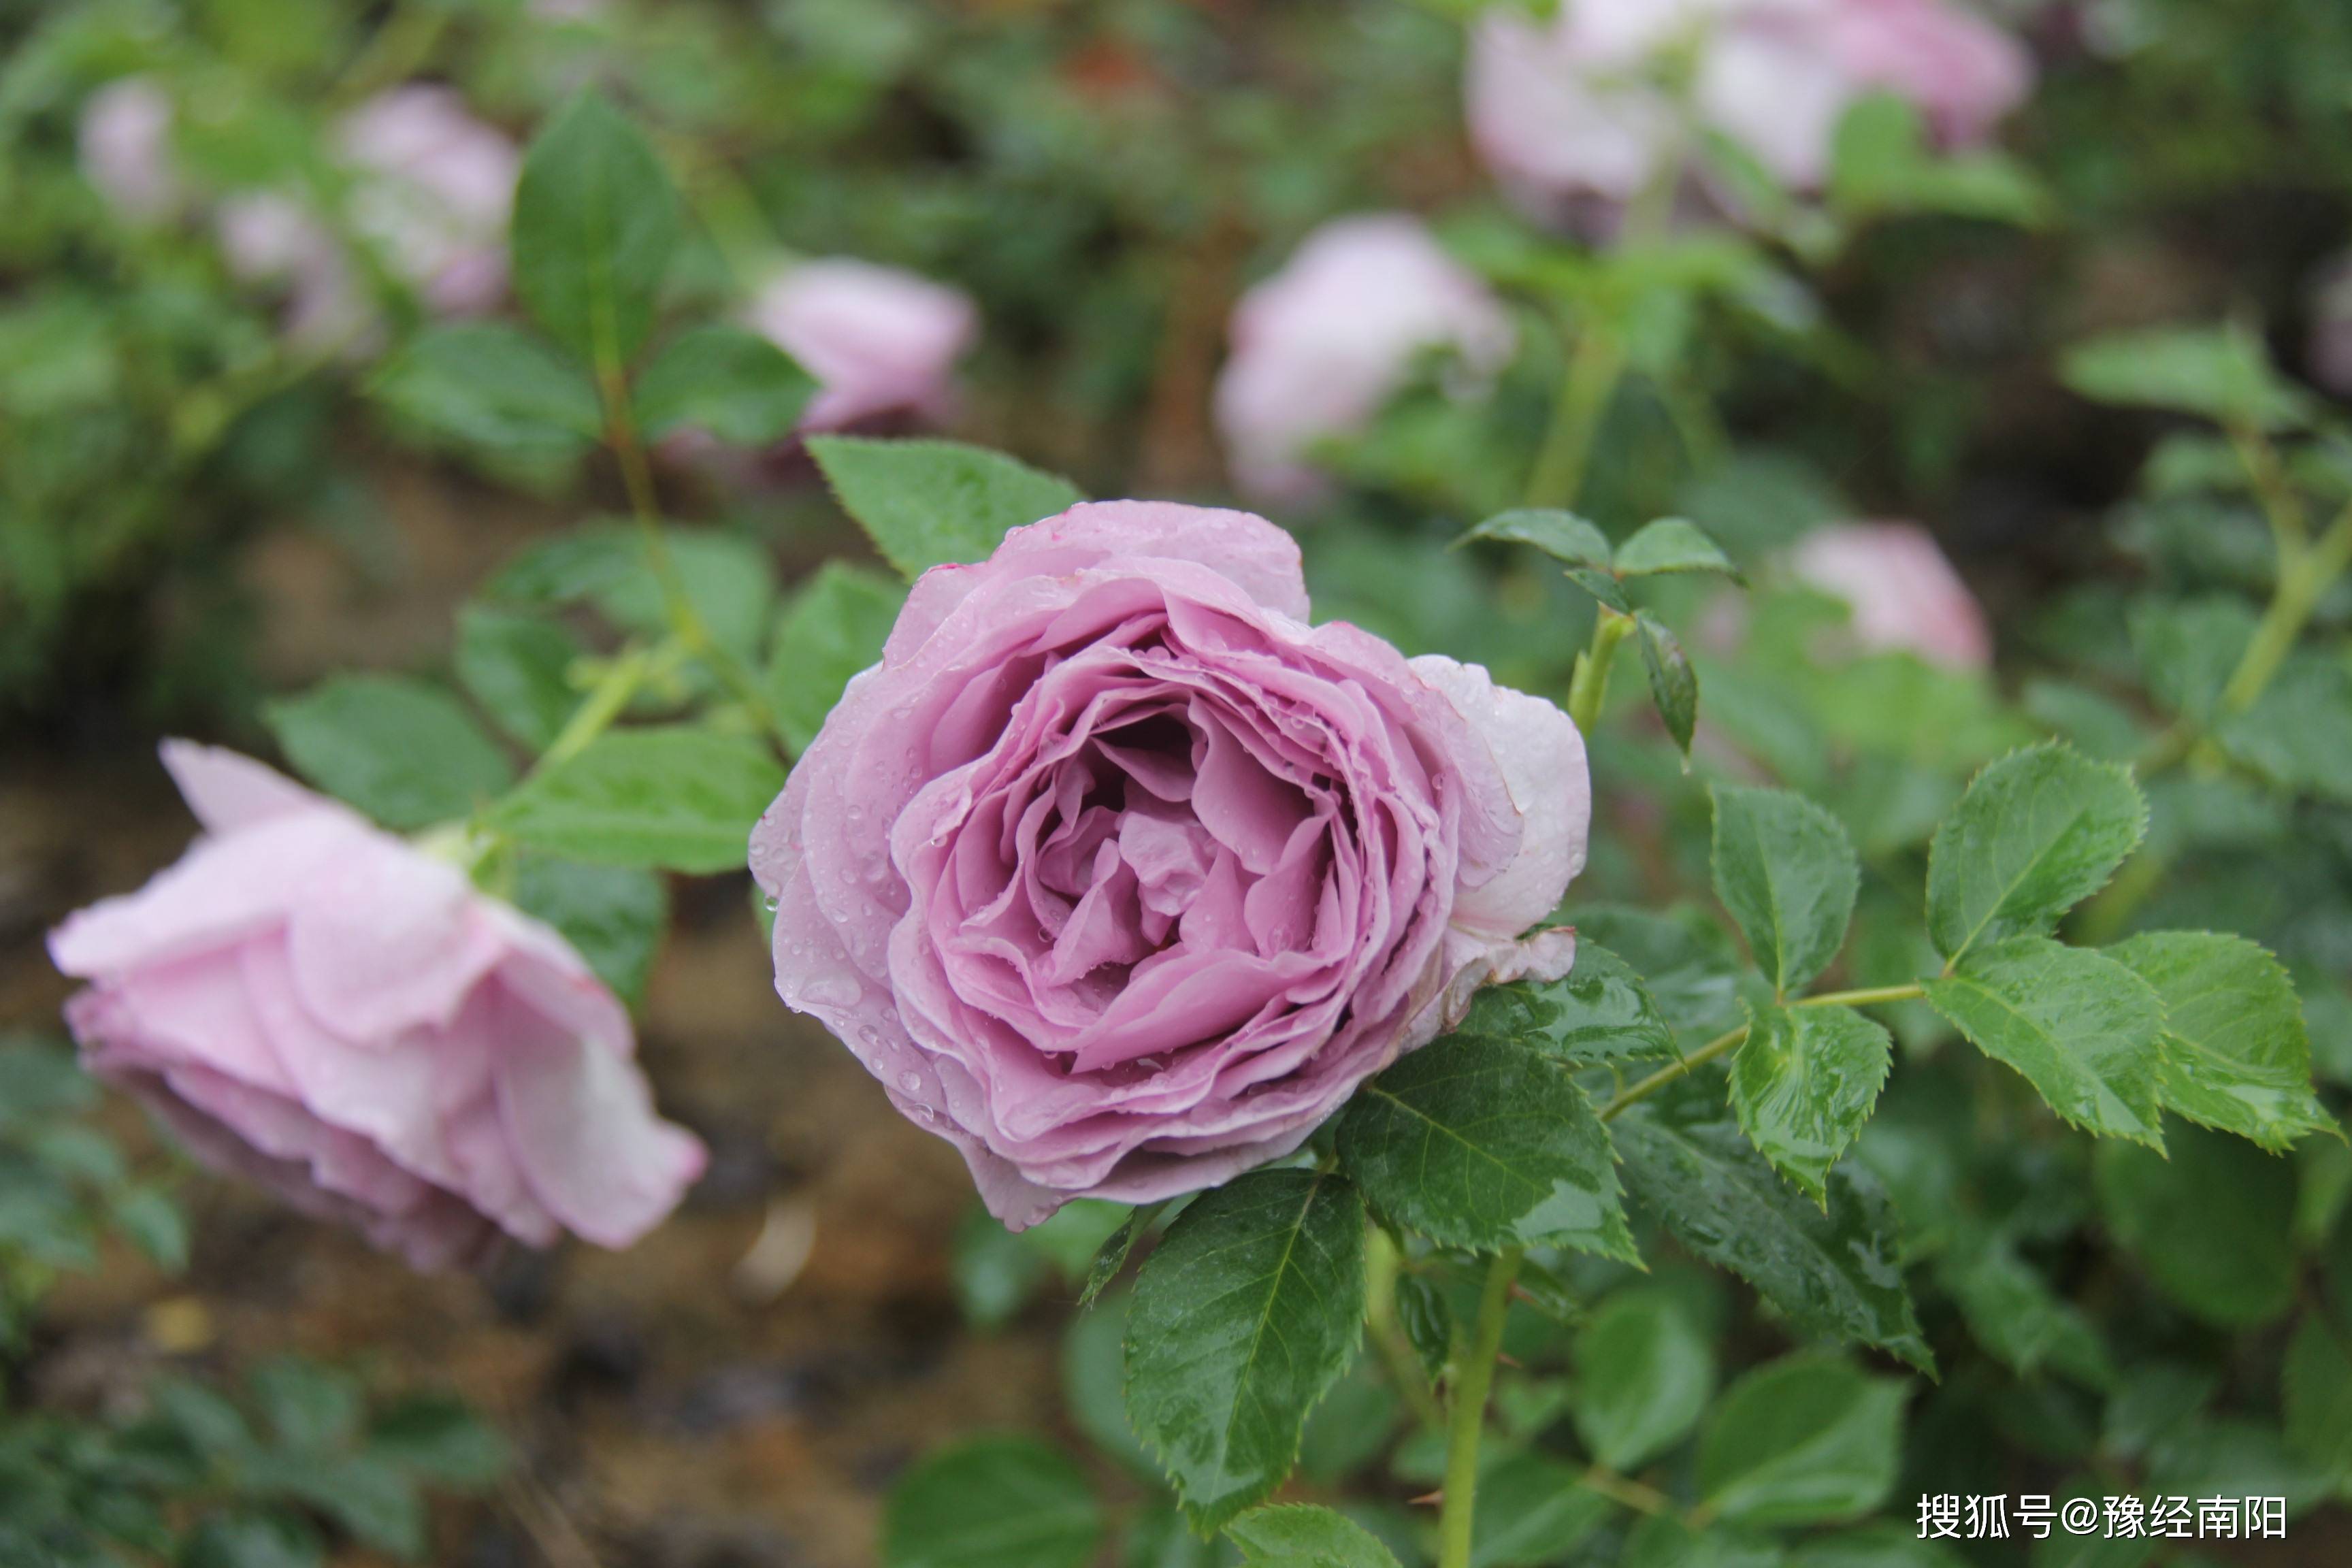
[745,259,979,433]
[1467,0,2032,218]
[1214,214,1516,506]
[338,84,521,317]
[751,502,1589,1227]
[1792,521,1991,670]
[50,742,706,1270]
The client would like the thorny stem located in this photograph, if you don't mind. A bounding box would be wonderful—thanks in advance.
[1436,1246,1522,1568]
[1597,983,1927,1123]
[1365,1227,1445,1433]
[595,365,792,750]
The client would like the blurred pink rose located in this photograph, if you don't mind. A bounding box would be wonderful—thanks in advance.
[50,742,706,1271]
[337,84,520,316]
[78,77,183,223]
[214,193,374,353]
[1467,0,2031,211]
[1791,521,1992,670]
[2308,252,2352,398]
[751,502,1588,1227]
[745,259,979,432]
[1213,214,1516,505]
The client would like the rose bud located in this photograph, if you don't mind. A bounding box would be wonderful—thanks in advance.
[336,84,521,317]
[1791,521,1993,670]
[1213,214,1516,506]
[49,742,706,1271]
[744,259,980,433]
[1467,0,2032,214]
[78,76,184,224]
[752,502,1588,1228]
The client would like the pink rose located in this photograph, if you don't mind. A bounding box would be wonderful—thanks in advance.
[750,502,1588,1227]
[1467,0,2031,211]
[214,193,374,353]
[79,77,184,223]
[1213,214,1516,505]
[336,85,521,316]
[1791,521,1992,670]
[49,742,706,1270]
[745,259,979,432]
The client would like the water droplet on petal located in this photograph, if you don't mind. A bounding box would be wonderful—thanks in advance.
[899,1071,924,1093]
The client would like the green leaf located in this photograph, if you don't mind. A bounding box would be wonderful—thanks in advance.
[455,606,583,751]
[1614,1084,1931,1371]
[1225,1505,1401,1568]
[1337,1034,1634,1258]
[488,726,785,872]
[152,1378,255,1454]
[1937,1228,2113,1388]
[1697,1354,1908,1527]
[1454,945,1678,1064]
[373,324,602,453]
[2096,1119,2297,1327]
[1395,1273,1453,1381]
[882,1437,1103,1568]
[1576,907,1748,1046]
[366,1395,511,1488]
[255,1452,424,1558]
[1791,1524,1971,1568]
[1614,517,1742,582]
[1471,1452,1614,1568]
[1923,937,2166,1147]
[111,1186,188,1272]
[180,1512,324,1568]
[1572,1286,1715,1471]
[1623,1515,1784,1568]
[1063,1292,1156,1479]
[508,858,667,1006]
[263,674,515,830]
[1077,1202,1164,1311]
[248,1358,361,1452]
[592,529,777,664]
[1635,612,1697,757]
[1730,1004,1892,1205]
[0,1040,97,1128]
[1827,93,2047,227]
[765,561,906,753]
[1925,743,2146,963]
[1460,508,1612,568]
[1710,785,1859,994]
[2110,930,2329,1152]
[2283,1314,2352,1488]
[808,436,1085,578]
[953,1207,1043,1330]
[510,91,679,368]
[1124,1169,1367,1531]
[2059,323,2313,431]
[634,324,817,444]
[2129,596,2255,725]
[2215,655,2352,803]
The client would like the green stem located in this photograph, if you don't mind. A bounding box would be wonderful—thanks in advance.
[1567,610,1635,735]
[1599,1024,1748,1122]
[1436,1247,1522,1568]
[1365,1227,1445,1433]
[1597,983,1928,1122]
[596,366,792,749]
[1796,982,1927,1011]
[536,643,659,774]
[1522,324,1627,513]
[2219,499,2352,715]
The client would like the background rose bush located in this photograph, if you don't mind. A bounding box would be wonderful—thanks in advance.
[7,2,2352,1566]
